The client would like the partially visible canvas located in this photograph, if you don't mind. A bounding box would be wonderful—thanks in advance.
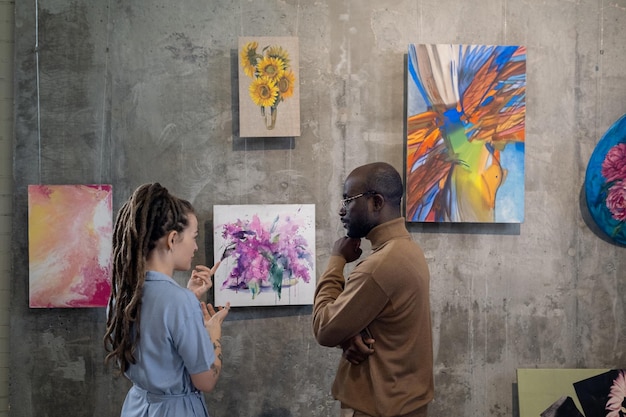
[574,370,626,417]
[517,368,611,417]
[28,184,112,308]
[238,36,301,137]
[406,44,526,223]
[213,204,315,307]
[585,113,626,246]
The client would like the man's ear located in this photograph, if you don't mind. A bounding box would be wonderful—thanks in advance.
[372,193,385,211]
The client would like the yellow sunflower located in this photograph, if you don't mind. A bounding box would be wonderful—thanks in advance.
[266,45,290,67]
[249,77,278,107]
[256,56,285,82]
[240,41,258,78]
[276,69,296,99]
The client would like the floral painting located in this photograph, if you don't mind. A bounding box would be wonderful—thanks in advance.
[28,184,112,308]
[406,44,526,223]
[517,368,611,417]
[213,204,315,307]
[574,370,626,417]
[238,36,300,138]
[585,113,626,245]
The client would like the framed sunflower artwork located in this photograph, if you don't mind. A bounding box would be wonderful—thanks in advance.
[238,36,301,138]
[405,44,526,223]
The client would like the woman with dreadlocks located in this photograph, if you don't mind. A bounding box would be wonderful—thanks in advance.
[104,183,230,416]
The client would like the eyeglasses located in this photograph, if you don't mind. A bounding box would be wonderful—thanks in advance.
[340,191,377,209]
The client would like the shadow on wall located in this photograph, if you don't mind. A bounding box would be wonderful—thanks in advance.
[219,304,313,322]
[402,184,623,246]
[512,382,520,417]
[406,219,521,236]
[579,184,626,248]
[255,408,293,417]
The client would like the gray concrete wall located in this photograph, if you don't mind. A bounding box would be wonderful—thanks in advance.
[10,0,626,416]
[0,0,14,415]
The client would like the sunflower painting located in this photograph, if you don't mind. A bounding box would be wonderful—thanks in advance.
[238,37,300,138]
[406,44,526,223]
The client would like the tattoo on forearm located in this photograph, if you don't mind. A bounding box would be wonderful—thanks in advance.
[210,362,220,377]
[213,338,222,351]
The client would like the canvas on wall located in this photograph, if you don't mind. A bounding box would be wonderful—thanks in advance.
[405,44,526,223]
[28,184,112,308]
[238,36,301,138]
[517,369,626,417]
[213,204,315,307]
[574,369,626,417]
[517,369,609,417]
[585,113,626,246]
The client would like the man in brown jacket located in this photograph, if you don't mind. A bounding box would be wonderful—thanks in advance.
[313,162,434,417]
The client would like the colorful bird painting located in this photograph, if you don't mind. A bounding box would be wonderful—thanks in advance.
[406,44,526,223]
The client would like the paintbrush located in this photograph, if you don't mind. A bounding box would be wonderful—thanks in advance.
[220,242,237,261]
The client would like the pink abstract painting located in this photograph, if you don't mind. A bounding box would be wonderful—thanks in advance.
[28,184,112,308]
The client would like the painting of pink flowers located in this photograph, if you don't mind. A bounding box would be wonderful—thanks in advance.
[585,114,626,245]
[574,369,626,417]
[213,204,315,307]
[606,370,626,417]
[28,185,113,308]
[518,369,626,417]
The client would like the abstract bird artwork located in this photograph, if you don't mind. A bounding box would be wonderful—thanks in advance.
[406,44,526,223]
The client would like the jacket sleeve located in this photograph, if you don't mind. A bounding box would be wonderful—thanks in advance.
[312,255,388,347]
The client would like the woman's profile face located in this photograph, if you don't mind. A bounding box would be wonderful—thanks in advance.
[173,213,199,271]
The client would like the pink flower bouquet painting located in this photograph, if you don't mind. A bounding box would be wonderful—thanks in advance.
[574,370,626,417]
[213,204,315,307]
[518,369,626,417]
[28,185,112,308]
[585,114,626,246]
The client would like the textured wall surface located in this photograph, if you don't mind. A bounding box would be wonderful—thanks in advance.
[0,1,14,415]
[11,1,626,416]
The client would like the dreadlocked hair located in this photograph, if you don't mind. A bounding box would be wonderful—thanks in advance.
[103,183,194,374]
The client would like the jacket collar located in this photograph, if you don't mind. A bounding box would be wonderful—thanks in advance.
[366,217,409,250]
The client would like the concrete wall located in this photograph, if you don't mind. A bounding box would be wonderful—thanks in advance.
[0,0,14,416]
[10,1,626,416]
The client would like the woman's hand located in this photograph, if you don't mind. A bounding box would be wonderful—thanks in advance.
[187,263,220,300]
[201,302,231,338]
[191,301,231,393]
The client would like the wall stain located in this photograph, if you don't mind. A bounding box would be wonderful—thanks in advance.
[164,32,208,65]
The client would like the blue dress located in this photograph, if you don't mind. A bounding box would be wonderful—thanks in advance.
[120,271,216,417]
